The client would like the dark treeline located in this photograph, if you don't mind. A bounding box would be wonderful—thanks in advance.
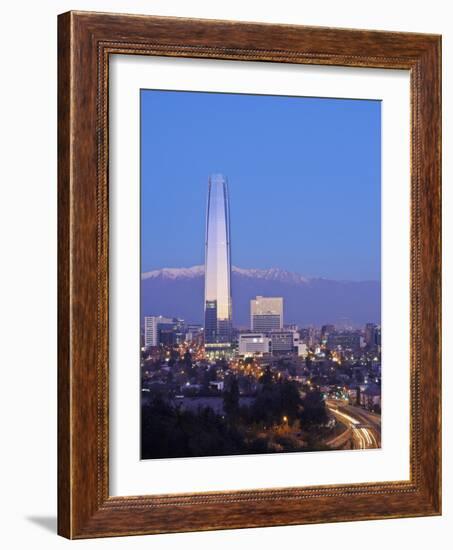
[141,373,328,459]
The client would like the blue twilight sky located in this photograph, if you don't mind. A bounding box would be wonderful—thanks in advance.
[141,89,381,281]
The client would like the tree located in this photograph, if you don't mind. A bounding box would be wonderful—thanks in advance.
[355,370,364,384]
[223,377,240,421]
[183,349,192,367]
[141,395,248,459]
[259,365,273,387]
[251,378,303,426]
[300,389,328,428]
[280,380,302,425]
[182,349,194,377]
[168,347,179,367]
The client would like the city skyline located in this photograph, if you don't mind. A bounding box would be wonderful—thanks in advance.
[140,90,382,459]
[141,171,380,328]
[141,89,381,281]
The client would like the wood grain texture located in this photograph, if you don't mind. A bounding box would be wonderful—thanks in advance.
[57,11,442,539]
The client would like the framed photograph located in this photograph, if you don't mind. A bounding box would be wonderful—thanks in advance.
[58,11,441,538]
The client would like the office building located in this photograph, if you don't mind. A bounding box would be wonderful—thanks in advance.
[250,296,283,332]
[144,315,173,348]
[238,333,271,356]
[270,330,294,354]
[185,323,203,342]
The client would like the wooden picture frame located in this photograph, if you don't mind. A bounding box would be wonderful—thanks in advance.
[58,10,441,539]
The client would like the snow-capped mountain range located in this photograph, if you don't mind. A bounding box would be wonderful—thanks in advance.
[142,265,309,284]
[141,265,380,327]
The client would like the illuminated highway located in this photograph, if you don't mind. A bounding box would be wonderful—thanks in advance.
[326,399,381,450]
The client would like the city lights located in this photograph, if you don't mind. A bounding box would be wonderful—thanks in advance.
[141,175,381,459]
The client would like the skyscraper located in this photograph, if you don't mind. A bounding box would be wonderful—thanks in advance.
[250,296,283,332]
[204,174,232,353]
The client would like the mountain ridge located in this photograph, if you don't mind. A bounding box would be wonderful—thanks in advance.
[141,265,381,327]
[142,265,379,285]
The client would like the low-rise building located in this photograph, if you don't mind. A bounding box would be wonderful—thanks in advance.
[297,342,308,358]
[238,333,271,356]
[270,331,295,354]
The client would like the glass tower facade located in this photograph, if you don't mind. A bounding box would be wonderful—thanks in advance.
[204,174,232,350]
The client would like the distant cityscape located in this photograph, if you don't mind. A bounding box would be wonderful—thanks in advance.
[141,175,381,459]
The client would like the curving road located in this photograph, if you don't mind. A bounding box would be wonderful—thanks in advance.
[326,399,381,450]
